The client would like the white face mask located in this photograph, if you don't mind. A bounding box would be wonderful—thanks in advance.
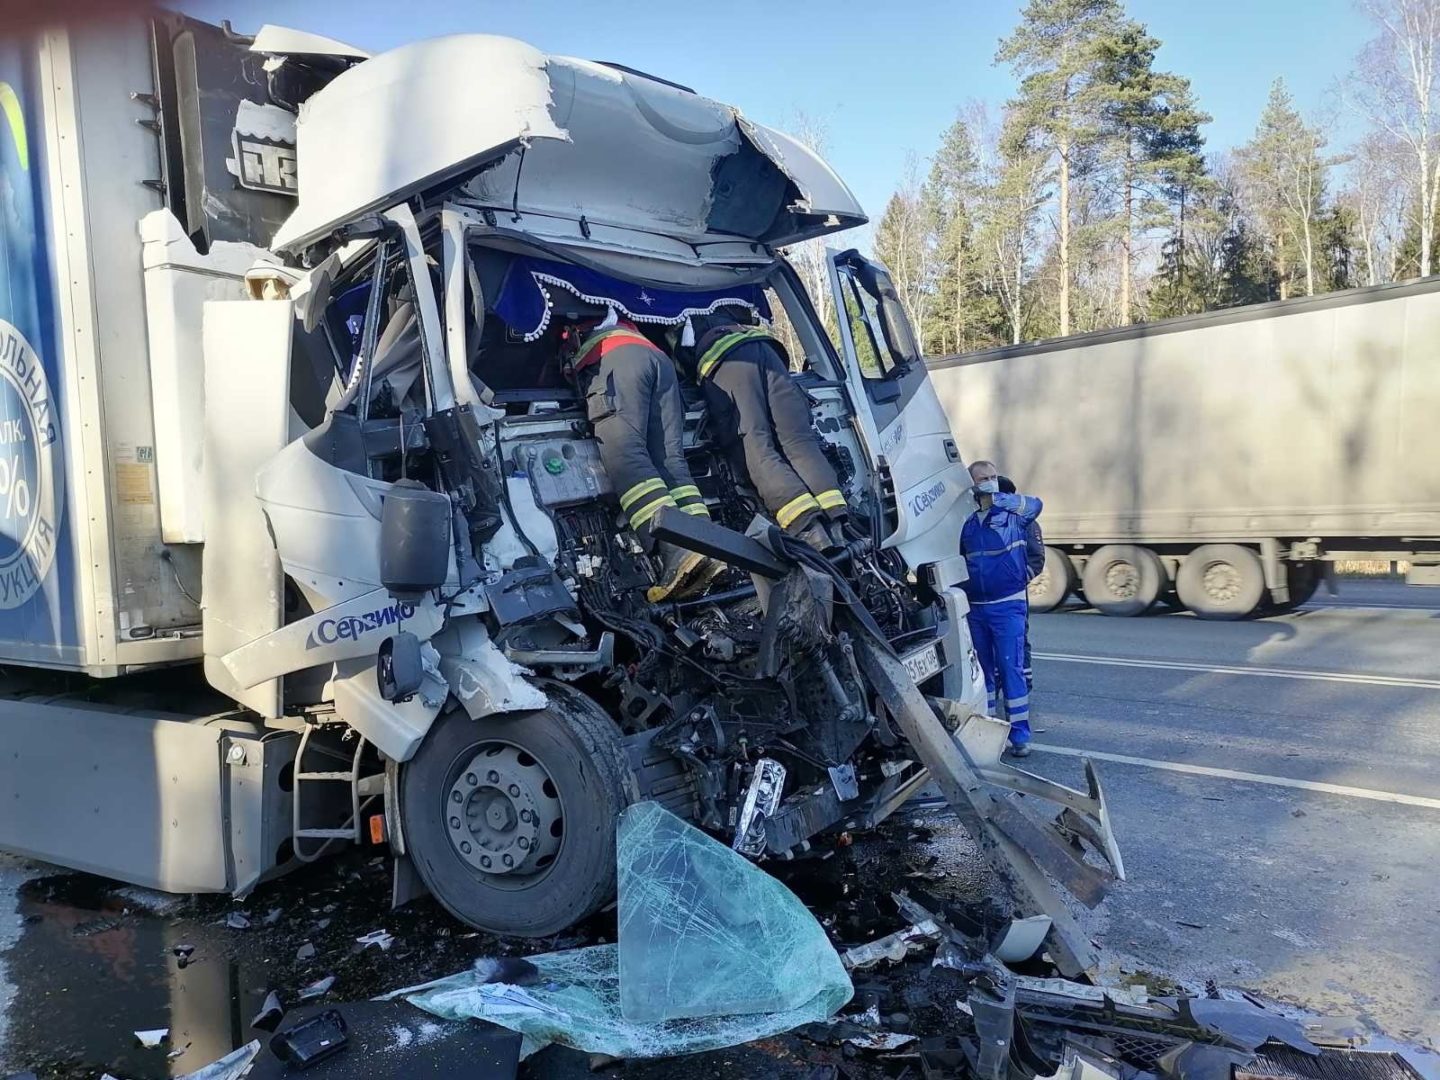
[975,478,999,494]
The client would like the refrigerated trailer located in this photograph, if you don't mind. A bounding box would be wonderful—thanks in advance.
[929,281,1440,618]
[0,13,1120,962]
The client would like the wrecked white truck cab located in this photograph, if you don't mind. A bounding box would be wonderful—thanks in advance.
[0,16,1119,969]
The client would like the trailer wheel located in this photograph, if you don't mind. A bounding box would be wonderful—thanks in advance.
[399,686,634,936]
[1027,547,1076,612]
[1080,545,1163,616]
[1176,544,1265,620]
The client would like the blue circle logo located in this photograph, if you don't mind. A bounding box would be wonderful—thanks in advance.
[0,318,60,608]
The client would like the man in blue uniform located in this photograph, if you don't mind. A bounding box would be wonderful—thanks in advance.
[999,475,1045,691]
[960,460,1043,756]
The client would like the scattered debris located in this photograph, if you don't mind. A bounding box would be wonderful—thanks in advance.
[262,907,284,927]
[1012,974,1149,1007]
[252,990,286,1032]
[1177,920,1208,930]
[225,911,251,930]
[270,1009,350,1069]
[299,975,337,1001]
[316,918,332,930]
[296,941,316,961]
[842,920,943,970]
[356,929,395,952]
[176,1039,261,1080]
[993,915,1053,963]
[134,1028,169,1049]
[173,943,196,969]
[845,1030,918,1052]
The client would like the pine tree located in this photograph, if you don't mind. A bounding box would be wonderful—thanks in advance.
[998,0,1125,336]
[1093,22,1208,324]
[1234,80,1333,298]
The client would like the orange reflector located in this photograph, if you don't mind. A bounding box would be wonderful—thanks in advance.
[368,813,386,845]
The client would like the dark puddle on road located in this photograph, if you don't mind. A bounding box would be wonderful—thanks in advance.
[0,819,956,1079]
[0,852,606,1079]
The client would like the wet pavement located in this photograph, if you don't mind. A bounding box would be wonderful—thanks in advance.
[0,819,981,1079]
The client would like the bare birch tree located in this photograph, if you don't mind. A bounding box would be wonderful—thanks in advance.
[1349,0,1440,277]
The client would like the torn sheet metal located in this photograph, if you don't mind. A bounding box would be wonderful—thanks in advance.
[849,630,1114,976]
[842,921,944,971]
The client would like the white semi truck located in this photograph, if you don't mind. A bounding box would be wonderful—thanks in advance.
[0,13,1120,972]
[930,285,1440,618]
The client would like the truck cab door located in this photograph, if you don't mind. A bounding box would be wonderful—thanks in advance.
[826,249,974,572]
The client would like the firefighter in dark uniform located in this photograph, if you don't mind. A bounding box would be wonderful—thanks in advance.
[570,312,721,601]
[682,312,848,550]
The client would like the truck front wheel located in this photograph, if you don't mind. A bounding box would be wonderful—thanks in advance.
[399,687,634,936]
[1176,544,1265,620]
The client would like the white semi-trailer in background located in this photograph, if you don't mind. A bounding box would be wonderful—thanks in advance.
[930,284,1440,619]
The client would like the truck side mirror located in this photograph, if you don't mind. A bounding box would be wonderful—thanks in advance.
[380,479,452,601]
[377,632,424,702]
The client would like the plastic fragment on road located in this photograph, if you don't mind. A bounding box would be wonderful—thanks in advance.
[993,915,1052,963]
[356,929,395,951]
[395,801,852,1058]
[175,1040,261,1080]
[134,1028,168,1048]
[225,911,250,930]
[299,975,337,1000]
[252,990,285,1032]
[841,921,943,971]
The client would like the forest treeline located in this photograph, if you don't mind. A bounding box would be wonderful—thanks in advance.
[852,0,1440,354]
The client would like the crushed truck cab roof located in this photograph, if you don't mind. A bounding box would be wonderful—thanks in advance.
[272,33,866,255]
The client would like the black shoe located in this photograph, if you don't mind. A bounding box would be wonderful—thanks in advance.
[1005,742,1033,759]
[795,520,841,554]
[647,543,718,602]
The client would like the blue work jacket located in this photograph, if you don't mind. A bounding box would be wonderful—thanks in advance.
[960,492,1044,605]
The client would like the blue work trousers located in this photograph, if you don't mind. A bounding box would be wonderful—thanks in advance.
[966,598,1031,746]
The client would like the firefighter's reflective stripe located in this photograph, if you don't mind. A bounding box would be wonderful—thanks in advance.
[575,328,654,371]
[681,503,709,515]
[670,484,701,502]
[619,477,667,512]
[776,492,821,529]
[815,488,847,510]
[629,493,676,529]
[696,329,773,379]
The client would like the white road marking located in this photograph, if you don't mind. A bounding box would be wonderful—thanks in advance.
[1034,744,1440,811]
[1034,651,1440,690]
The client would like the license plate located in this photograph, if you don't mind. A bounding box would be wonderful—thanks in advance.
[902,641,943,683]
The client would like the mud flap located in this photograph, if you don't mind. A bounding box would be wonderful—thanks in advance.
[850,629,1116,977]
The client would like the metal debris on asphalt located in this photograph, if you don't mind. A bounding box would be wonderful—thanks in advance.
[225,911,250,930]
[296,941,316,961]
[841,920,943,970]
[134,1028,169,1048]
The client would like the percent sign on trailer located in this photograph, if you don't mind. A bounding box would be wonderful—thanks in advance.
[0,455,32,519]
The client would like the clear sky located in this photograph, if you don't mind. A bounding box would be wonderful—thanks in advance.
[183,0,1375,227]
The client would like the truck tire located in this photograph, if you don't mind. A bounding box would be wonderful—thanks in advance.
[1080,545,1163,616]
[399,686,634,936]
[1027,547,1075,612]
[1176,544,1265,620]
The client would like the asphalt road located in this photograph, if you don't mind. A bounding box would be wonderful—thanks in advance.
[1,579,1437,1075]
[996,579,1440,1047]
